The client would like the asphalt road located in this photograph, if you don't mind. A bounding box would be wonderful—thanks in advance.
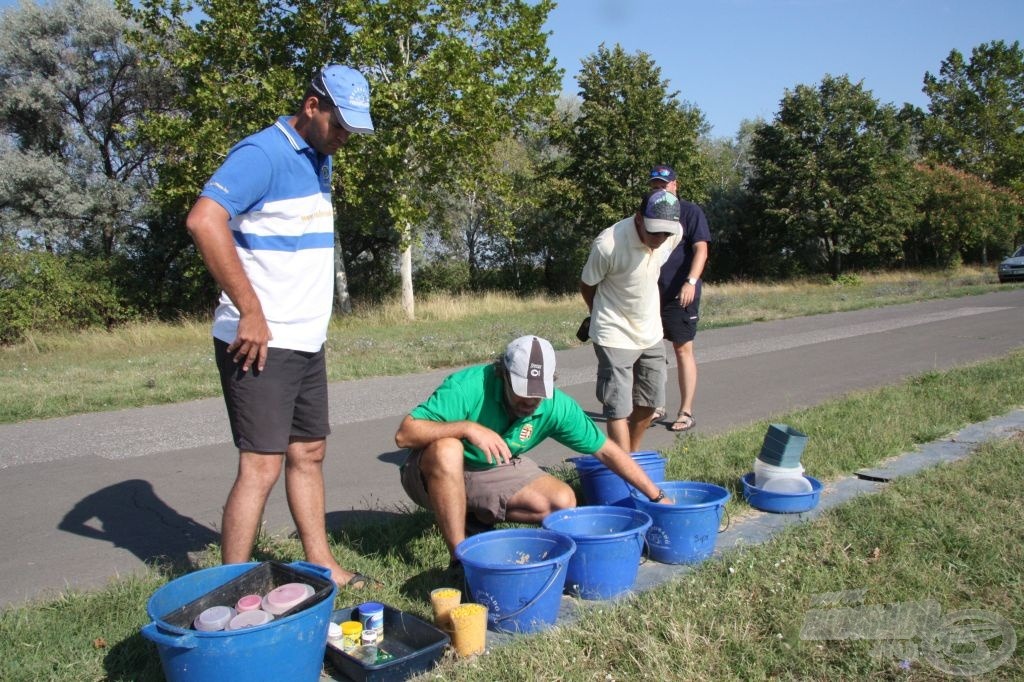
[1,288,1022,610]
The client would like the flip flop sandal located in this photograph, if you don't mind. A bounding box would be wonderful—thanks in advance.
[649,407,666,427]
[343,572,382,590]
[670,411,695,432]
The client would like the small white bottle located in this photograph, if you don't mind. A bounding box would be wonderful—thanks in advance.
[326,622,343,648]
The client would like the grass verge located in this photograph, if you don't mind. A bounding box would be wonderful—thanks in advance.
[0,267,1016,423]
[1,350,1021,681]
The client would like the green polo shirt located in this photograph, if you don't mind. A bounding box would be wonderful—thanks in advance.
[409,363,607,470]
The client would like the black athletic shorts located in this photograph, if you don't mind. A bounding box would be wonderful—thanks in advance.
[215,339,330,453]
[661,300,700,345]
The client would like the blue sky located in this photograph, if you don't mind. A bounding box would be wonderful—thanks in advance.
[542,0,1024,138]
[3,0,1019,139]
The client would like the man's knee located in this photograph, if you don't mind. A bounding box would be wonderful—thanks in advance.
[514,475,577,515]
[674,340,695,360]
[549,481,577,511]
[420,438,466,477]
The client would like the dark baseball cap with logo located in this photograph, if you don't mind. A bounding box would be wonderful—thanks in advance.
[503,336,555,398]
[649,165,677,183]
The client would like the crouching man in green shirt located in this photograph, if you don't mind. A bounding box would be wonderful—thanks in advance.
[395,335,669,566]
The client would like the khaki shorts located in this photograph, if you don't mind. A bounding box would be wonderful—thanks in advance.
[593,342,666,419]
[400,449,546,524]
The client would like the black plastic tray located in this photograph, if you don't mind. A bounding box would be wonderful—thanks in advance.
[158,561,334,630]
[325,604,450,682]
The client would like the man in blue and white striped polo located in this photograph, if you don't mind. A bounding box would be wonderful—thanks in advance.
[186,64,377,590]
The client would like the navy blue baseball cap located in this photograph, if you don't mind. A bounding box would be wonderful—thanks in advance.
[649,165,677,183]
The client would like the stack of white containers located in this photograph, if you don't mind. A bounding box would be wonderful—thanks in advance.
[753,423,812,493]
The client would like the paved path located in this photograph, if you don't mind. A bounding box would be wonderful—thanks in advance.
[2,288,1022,609]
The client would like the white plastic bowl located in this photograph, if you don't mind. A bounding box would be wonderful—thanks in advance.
[753,457,805,488]
[760,475,813,493]
[227,609,274,630]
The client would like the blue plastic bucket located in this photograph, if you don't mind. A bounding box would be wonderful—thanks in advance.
[454,528,575,634]
[568,450,667,507]
[541,505,652,600]
[141,562,336,682]
[632,481,731,564]
[740,472,822,513]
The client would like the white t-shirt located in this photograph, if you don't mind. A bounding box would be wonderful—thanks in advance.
[580,217,680,349]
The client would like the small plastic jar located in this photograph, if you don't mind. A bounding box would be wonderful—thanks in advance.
[360,628,377,647]
[326,621,343,647]
[235,594,263,612]
[341,621,362,651]
[358,602,384,643]
[193,605,235,632]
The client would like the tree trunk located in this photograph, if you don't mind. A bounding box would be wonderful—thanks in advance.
[334,242,352,315]
[103,222,114,258]
[400,223,415,320]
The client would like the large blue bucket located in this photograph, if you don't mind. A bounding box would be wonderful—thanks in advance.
[632,481,730,564]
[568,450,667,507]
[454,528,575,634]
[141,562,336,682]
[541,505,652,600]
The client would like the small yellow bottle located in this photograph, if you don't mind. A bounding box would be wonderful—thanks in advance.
[340,621,362,652]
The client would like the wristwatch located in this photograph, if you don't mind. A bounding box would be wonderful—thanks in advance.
[649,489,666,503]
[686,277,697,286]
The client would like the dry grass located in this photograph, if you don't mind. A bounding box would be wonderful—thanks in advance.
[0,266,1012,423]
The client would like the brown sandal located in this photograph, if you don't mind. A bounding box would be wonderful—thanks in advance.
[343,572,383,590]
[649,407,666,427]
[670,411,695,432]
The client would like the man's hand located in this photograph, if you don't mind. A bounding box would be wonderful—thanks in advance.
[186,197,271,373]
[678,283,696,307]
[464,422,513,465]
[228,310,272,373]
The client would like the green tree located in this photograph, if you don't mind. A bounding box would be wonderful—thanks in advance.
[701,119,760,280]
[420,133,540,292]
[0,0,169,257]
[747,75,918,278]
[908,162,1023,267]
[119,0,327,314]
[547,44,708,290]
[124,0,560,318]
[921,40,1024,194]
[343,0,559,317]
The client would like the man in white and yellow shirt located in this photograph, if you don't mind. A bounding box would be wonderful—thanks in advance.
[580,189,682,453]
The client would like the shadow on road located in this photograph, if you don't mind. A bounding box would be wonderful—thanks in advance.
[58,479,219,570]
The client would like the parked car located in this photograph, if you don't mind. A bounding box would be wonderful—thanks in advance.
[998,245,1024,283]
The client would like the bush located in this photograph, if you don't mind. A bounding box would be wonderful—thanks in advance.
[414,259,472,295]
[832,273,863,287]
[0,249,137,344]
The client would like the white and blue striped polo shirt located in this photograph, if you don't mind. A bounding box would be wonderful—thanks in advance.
[201,116,335,352]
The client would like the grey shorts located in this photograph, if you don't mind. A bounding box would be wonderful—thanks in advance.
[593,342,667,419]
[400,449,546,524]
[215,339,330,453]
